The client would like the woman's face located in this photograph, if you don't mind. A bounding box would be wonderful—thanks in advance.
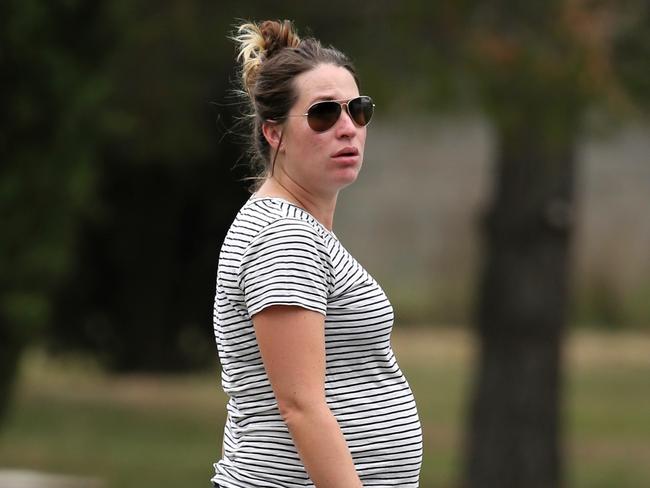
[275,63,367,198]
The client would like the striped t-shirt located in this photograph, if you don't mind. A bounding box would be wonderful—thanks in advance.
[212,196,423,487]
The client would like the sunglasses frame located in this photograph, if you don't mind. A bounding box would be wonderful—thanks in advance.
[271,95,375,133]
[303,95,375,132]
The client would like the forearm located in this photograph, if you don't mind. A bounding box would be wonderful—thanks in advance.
[283,402,362,488]
[253,307,360,486]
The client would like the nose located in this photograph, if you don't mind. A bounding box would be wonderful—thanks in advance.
[335,104,357,137]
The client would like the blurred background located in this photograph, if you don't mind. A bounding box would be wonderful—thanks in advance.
[1,1,649,487]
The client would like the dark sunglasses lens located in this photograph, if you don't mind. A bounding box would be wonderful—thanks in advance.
[307,101,341,132]
[348,96,374,126]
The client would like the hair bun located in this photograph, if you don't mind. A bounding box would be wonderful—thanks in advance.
[233,20,301,96]
[259,20,300,59]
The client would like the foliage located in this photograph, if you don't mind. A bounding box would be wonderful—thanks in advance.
[0,0,114,422]
[50,1,250,371]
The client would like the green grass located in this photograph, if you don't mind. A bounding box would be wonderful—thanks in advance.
[1,328,649,487]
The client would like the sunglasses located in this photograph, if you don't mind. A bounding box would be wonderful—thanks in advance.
[296,96,375,132]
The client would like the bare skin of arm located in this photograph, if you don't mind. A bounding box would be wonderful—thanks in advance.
[253,305,363,488]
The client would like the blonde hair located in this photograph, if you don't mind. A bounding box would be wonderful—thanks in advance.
[233,20,301,97]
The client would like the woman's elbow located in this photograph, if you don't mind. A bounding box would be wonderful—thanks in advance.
[276,394,328,426]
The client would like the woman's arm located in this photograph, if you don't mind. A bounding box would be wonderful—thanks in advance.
[253,305,363,488]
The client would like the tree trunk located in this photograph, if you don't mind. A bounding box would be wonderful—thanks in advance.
[464,124,577,488]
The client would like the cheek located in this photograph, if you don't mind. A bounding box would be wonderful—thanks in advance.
[298,134,328,162]
[314,137,331,158]
[359,130,367,152]
[290,124,321,152]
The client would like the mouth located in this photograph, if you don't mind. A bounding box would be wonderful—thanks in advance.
[332,147,359,158]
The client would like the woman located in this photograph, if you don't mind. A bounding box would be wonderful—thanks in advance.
[212,19,422,487]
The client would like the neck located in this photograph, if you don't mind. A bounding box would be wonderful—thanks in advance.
[254,174,338,231]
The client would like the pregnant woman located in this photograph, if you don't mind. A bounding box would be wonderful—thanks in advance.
[211,19,423,488]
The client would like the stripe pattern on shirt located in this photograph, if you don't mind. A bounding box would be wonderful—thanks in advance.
[212,197,423,487]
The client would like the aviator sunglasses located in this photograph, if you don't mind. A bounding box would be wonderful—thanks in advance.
[291,95,375,132]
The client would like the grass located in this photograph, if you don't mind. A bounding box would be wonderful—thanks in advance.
[0,327,649,487]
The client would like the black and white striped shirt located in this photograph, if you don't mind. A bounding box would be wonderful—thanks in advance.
[212,197,422,487]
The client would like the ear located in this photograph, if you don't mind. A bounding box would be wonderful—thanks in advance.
[262,120,284,151]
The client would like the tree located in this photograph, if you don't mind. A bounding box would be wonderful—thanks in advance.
[50,0,249,371]
[462,2,648,485]
[0,0,114,425]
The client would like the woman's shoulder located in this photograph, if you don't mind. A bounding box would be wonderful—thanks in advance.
[230,198,334,278]
[235,196,333,243]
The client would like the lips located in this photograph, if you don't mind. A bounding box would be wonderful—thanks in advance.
[332,146,359,158]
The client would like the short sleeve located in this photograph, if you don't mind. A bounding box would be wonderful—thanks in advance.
[238,218,331,317]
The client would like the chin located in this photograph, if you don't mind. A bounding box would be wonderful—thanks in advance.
[333,169,360,190]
